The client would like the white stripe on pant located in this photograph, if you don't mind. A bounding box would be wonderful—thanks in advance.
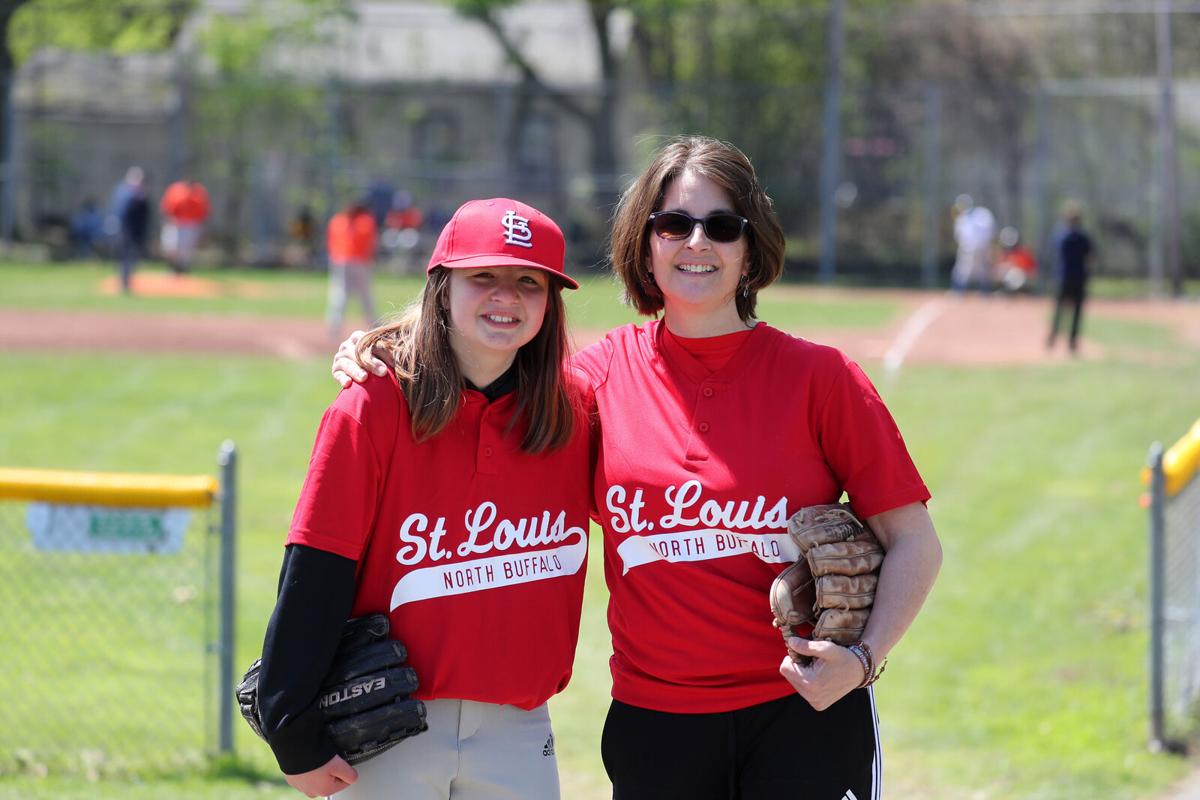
[338,699,559,800]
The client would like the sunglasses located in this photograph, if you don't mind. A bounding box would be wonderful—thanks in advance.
[648,211,749,243]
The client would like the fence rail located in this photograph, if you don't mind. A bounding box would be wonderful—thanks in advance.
[0,442,236,778]
[1147,420,1200,752]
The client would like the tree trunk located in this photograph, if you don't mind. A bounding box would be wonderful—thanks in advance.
[0,0,31,241]
[585,0,619,211]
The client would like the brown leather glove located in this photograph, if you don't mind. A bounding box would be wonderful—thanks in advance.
[770,504,884,647]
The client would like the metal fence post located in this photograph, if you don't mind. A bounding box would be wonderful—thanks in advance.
[817,0,845,285]
[920,83,943,289]
[1148,442,1166,751]
[217,440,237,755]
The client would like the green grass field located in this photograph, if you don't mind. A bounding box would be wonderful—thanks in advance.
[0,261,902,332]
[1,261,1198,798]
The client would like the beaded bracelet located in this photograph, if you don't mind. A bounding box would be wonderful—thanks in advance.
[848,641,888,688]
[846,643,872,686]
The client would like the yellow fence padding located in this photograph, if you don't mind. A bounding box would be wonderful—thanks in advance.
[0,468,218,508]
[1143,419,1200,498]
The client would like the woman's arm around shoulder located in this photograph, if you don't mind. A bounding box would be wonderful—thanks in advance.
[332,330,390,389]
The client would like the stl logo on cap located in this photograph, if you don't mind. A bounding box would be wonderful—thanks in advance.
[501,210,534,249]
[426,197,578,289]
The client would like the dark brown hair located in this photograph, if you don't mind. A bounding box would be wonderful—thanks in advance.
[356,267,576,454]
[609,136,787,322]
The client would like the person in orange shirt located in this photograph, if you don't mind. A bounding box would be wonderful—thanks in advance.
[326,200,379,340]
[159,178,210,275]
[995,226,1037,294]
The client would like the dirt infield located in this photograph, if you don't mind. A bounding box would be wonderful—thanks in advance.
[1,289,1196,366]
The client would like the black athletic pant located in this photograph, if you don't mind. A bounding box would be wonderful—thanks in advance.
[1048,282,1086,351]
[602,691,879,800]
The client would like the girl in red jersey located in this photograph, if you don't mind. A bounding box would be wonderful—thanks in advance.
[260,198,591,799]
[335,138,942,799]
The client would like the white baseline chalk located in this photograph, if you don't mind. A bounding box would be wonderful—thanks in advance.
[883,299,946,375]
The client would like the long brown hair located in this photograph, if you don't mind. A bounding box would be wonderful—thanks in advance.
[356,267,576,454]
[609,135,787,323]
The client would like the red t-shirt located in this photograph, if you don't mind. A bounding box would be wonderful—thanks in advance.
[574,320,930,713]
[160,181,210,224]
[662,325,753,372]
[1004,247,1037,276]
[287,373,592,710]
[326,211,378,265]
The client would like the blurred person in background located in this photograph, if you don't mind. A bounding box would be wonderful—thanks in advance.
[994,226,1037,294]
[326,199,380,341]
[365,177,396,230]
[69,197,103,258]
[383,190,425,274]
[285,204,318,267]
[1046,200,1093,355]
[110,167,150,294]
[950,194,997,294]
[159,178,211,275]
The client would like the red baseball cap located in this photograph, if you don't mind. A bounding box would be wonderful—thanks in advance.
[427,198,578,289]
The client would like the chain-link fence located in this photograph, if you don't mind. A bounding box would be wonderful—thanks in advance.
[1147,422,1200,752]
[8,3,1200,287]
[11,59,1200,287]
[0,445,236,779]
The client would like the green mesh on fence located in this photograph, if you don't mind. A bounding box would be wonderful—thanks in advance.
[1161,473,1200,746]
[0,499,217,778]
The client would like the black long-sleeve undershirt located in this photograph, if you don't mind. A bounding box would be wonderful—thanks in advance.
[257,544,356,774]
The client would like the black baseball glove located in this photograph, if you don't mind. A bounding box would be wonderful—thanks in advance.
[236,613,428,765]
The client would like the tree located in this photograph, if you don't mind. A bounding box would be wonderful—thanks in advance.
[863,2,1040,230]
[450,0,623,209]
[0,0,194,238]
[190,0,352,262]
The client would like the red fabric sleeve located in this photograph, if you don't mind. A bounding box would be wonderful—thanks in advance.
[570,337,615,522]
[816,355,930,519]
[288,379,399,560]
[570,334,615,393]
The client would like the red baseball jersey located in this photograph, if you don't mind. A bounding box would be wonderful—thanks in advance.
[574,320,930,713]
[287,373,592,710]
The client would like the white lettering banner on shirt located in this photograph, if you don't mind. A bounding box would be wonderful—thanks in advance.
[389,530,587,609]
[615,529,798,574]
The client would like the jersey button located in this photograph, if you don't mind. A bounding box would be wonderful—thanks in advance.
[698,422,710,433]
[484,446,494,457]
[702,387,714,397]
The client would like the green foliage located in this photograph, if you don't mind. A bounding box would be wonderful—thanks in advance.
[448,0,519,17]
[9,0,194,64]
[195,0,352,77]
[186,0,353,258]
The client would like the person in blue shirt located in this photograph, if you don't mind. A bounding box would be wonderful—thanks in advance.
[1046,200,1093,354]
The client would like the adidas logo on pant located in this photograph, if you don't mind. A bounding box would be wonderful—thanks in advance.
[542,734,555,757]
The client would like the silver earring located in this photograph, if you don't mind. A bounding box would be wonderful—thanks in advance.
[740,277,750,299]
